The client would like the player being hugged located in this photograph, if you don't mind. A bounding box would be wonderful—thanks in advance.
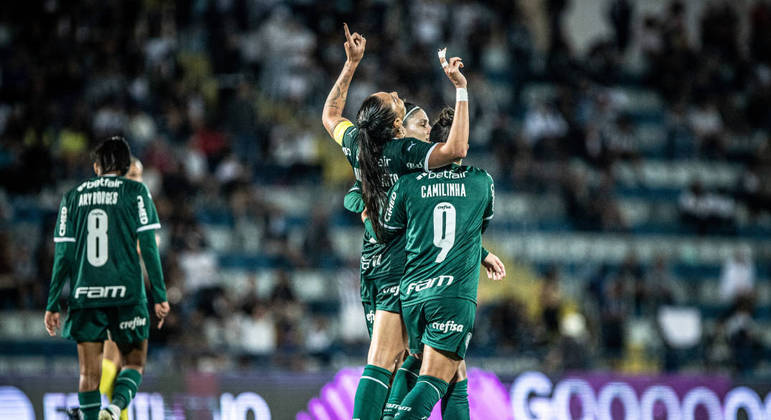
[379,107,505,420]
[321,24,470,420]
[44,137,169,420]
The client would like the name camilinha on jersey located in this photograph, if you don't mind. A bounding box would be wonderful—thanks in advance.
[421,183,466,198]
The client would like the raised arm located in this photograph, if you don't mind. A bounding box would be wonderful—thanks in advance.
[427,49,469,168]
[322,23,366,142]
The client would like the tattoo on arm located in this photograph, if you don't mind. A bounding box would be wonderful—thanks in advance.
[325,73,351,113]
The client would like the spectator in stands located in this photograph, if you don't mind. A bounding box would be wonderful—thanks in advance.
[523,101,568,159]
[539,267,563,344]
[239,301,278,357]
[687,98,725,158]
[0,231,15,309]
[601,279,629,365]
[608,0,633,53]
[679,180,736,235]
[719,247,756,306]
[643,255,685,316]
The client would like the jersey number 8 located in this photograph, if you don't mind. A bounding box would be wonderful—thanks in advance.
[87,209,109,267]
[432,202,456,263]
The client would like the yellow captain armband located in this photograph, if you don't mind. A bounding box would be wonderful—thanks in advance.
[333,120,354,146]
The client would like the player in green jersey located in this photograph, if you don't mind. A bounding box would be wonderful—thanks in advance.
[322,24,470,420]
[99,156,145,420]
[342,102,432,338]
[44,138,169,420]
[381,108,505,419]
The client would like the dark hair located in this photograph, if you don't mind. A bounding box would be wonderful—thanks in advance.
[403,102,421,124]
[92,136,132,176]
[429,106,455,143]
[356,95,400,241]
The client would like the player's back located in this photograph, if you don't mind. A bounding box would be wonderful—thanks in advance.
[337,122,436,188]
[387,165,494,306]
[55,175,160,309]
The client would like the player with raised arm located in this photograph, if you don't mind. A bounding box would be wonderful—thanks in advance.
[380,107,504,419]
[381,108,505,420]
[44,138,169,420]
[321,24,470,420]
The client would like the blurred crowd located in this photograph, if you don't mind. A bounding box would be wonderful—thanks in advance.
[0,0,769,375]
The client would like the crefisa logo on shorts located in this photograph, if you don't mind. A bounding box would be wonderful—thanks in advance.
[431,320,464,334]
[120,316,147,330]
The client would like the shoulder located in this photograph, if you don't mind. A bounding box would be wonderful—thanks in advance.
[124,179,153,197]
[466,166,493,181]
[334,120,357,141]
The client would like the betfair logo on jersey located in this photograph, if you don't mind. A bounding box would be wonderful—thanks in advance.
[77,177,124,192]
[428,170,466,180]
[405,275,454,295]
[137,195,149,224]
[430,320,465,334]
[120,316,147,330]
[74,286,126,299]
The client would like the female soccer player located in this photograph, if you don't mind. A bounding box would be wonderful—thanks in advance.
[99,156,144,420]
[321,24,469,420]
[44,138,169,420]
[381,108,505,420]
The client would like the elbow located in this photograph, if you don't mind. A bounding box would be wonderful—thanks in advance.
[454,144,469,159]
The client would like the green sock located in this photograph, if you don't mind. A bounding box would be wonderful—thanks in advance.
[112,368,142,410]
[78,390,101,420]
[383,355,421,419]
[352,364,392,420]
[441,379,469,420]
[393,375,448,420]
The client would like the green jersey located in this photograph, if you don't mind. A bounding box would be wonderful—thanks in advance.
[334,120,436,280]
[334,120,437,187]
[47,175,166,311]
[382,165,495,306]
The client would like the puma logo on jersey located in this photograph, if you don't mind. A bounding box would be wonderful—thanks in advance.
[405,275,454,295]
[58,207,68,236]
[407,143,416,152]
[120,316,147,330]
[430,319,464,333]
[74,286,126,299]
[137,196,149,224]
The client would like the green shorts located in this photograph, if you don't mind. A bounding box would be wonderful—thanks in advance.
[361,274,401,338]
[402,298,476,359]
[63,304,149,345]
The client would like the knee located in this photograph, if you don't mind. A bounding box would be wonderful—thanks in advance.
[367,346,404,371]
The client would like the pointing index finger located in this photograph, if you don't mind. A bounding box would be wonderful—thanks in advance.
[344,23,352,42]
[438,48,448,68]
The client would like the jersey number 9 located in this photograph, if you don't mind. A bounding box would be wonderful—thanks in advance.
[432,202,456,263]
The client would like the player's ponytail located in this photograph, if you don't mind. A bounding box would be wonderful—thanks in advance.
[92,136,132,176]
[356,95,399,241]
[429,106,455,143]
